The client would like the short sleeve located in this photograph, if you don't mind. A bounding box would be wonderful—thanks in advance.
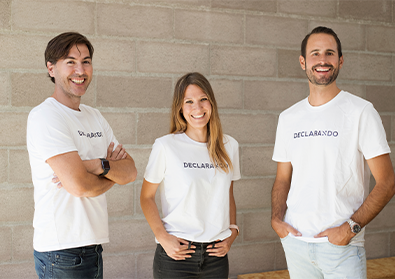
[231,138,241,181]
[272,114,290,162]
[27,109,77,162]
[358,103,390,160]
[144,139,166,184]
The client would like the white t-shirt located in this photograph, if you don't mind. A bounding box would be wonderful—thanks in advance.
[144,133,241,243]
[272,91,390,246]
[27,97,118,252]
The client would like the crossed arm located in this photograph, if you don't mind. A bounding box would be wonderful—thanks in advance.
[48,142,137,198]
[271,154,395,245]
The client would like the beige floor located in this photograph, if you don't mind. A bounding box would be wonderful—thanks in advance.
[237,257,395,279]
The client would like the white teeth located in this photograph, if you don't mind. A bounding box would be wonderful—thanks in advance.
[71,79,84,84]
[192,114,204,119]
[316,68,329,72]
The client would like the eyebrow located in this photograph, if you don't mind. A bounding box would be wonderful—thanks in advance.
[310,49,336,53]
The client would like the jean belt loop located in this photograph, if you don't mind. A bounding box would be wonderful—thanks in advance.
[187,241,192,250]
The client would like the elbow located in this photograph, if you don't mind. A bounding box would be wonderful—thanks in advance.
[117,166,138,185]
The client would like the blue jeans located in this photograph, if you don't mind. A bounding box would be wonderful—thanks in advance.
[281,235,367,279]
[34,245,103,279]
[153,242,229,279]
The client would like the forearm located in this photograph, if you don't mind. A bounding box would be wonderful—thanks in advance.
[104,155,137,185]
[79,174,115,197]
[140,196,168,241]
[351,181,395,228]
[271,180,290,222]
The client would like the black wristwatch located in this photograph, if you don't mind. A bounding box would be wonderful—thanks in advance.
[99,158,110,176]
[347,219,362,234]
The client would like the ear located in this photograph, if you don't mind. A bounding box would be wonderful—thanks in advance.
[47,61,55,77]
[299,55,306,70]
[339,55,344,70]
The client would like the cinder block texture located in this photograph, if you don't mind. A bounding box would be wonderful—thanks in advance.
[96,76,172,109]
[105,219,156,253]
[100,112,136,145]
[9,149,31,183]
[0,113,28,146]
[0,188,34,222]
[368,202,395,231]
[90,39,135,72]
[0,227,12,262]
[12,0,95,33]
[211,46,276,77]
[11,73,52,107]
[275,242,288,270]
[339,0,392,22]
[278,0,337,17]
[241,146,277,176]
[137,252,156,279]
[341,53,392,82]
[0,149,8,184]
[0,0,11,29]
[244,80,308,111]
[278,49,305,79]
[367,26,395,53]
[222,114,277,144]
[211,0,277,12]
[137,113,170,145]
[175,10,243,43]
[243,211,278,242]
[126,148,152,181]
[0,262,36,279]
[309,22,365,52]
[12,225,33,261]
[138,42,209,74]
[391,232,395,256]
[0,34,48,69]
[246,15,307,48]
[228,243,276,276]
[0,72,9,106]
[365,232,390,259]
[210,79,243,109]
[97,4,173,39]
[103,253,136,279]
[133,0,211,7]
[106,184,134,217]
[337,84,365,99]
[234,178,273,210]
[366,85,395,112]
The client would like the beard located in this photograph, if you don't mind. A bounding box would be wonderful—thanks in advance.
[305,63,340,86]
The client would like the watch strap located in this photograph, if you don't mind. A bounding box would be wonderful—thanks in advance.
[99,158,110,176]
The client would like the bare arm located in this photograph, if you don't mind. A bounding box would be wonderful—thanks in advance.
[81,142,137,185]
[316,154,395,244]
[207,181,238,257]
[140,179,195,260]
[47,151,115,198]
[271,162,301,238]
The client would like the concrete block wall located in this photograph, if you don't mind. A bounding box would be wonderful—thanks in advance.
[0,0,395,278]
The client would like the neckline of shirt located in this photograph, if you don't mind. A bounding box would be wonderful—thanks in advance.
[180,133,207,147]
[47,97,83,114]
[305,90,345,111]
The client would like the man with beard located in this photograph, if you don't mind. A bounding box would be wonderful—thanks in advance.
[27,32,137,278]
[271,26,395,278]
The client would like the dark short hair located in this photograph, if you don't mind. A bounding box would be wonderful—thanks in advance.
[301,26,342,59]
[45,32,94,83]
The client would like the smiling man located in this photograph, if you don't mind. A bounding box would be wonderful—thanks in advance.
[271,26,395,278]
[27,32,137,279]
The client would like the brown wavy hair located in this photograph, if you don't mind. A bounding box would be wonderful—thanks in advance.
[170,72,233,173]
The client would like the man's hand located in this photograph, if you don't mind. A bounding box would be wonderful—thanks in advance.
[106,142,127,161]
[272,218,302,239]
[315,222,353,246]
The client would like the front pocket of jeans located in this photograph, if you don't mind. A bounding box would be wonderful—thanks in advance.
[55,253,82,268]
[327,241,351,249]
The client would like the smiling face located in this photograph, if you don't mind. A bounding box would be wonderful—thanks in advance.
[47,44,93,100]
[182,84,212,136]
[300,33,343,86]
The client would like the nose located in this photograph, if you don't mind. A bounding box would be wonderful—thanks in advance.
[74,62,85,75]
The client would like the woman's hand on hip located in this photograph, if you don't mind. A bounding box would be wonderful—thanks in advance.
[160,234,195,261]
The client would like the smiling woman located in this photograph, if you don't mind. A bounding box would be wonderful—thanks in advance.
[140,72,241,279]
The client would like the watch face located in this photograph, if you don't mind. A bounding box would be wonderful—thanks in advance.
[102,160,110,170]
[352,224,361,234]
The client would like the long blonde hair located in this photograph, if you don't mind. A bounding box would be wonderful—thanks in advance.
[170,72,233,173]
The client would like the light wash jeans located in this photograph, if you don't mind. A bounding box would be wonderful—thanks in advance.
[281,235,367,279]
[34,244,103,279]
